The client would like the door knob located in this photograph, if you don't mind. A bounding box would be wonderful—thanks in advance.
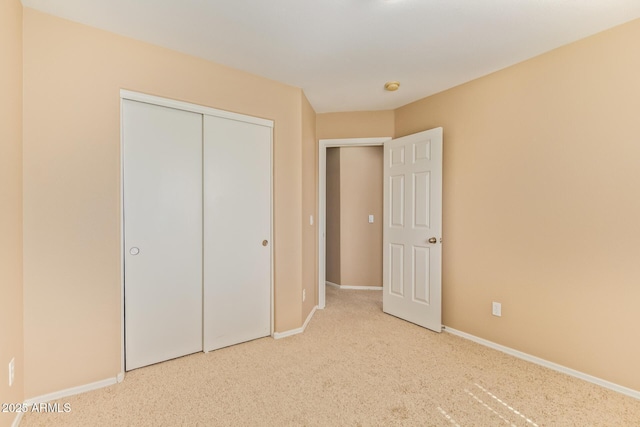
[129,247,140,255]
[428,237,437,244]
[262,240,269,247]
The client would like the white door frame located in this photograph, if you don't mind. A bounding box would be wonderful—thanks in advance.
[120,90,274,378]
[317,137,392,309]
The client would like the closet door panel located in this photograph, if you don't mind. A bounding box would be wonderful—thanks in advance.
[123,100,203,370]
[203,115,271,351]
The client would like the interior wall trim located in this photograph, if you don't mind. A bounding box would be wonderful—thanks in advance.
[273,305,318,339]
[11,412,23,427]
[120,89,274,128]
[23,376,119,407]
[443,326,640,400]
[326,281,382,291]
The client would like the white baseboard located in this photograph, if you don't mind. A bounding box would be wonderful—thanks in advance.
[116,372,125,383]
[12,412,24,427]
[273,305,317,339]
[23,376,119,406]
[443,326,640,400]
[326,281,382,290]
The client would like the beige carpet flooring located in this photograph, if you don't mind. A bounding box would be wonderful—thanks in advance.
[21,287,640,426]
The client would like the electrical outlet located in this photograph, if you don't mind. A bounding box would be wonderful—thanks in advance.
[9,358,15,387]
[302,289,306,302]
[492,302,502,317]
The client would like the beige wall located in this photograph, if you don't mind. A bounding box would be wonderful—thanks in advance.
[22,8,306,398]
[395,19,640,391]
[339,147,383,287]
[301,93,318,317]
[0,0,24,425]
[317,110,394,139]
[325,148,341,284]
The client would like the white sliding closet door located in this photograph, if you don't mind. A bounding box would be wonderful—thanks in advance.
[123,100,203,370]
[203,115,272,352]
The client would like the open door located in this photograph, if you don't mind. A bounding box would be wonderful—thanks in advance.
[383,127,443,332]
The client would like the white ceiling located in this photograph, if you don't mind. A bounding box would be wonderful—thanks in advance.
[21,0,640,113]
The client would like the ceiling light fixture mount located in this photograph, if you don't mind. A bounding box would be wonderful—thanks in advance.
[384,81,400,92]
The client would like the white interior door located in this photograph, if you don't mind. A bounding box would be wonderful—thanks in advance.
[123,100,203,370]
[203,115,272,352]
[383,127,443,332]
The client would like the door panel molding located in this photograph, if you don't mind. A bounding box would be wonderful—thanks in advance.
[383,127,443,332]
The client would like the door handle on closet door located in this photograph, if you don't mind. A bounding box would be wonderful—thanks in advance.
[129,247,140,255]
